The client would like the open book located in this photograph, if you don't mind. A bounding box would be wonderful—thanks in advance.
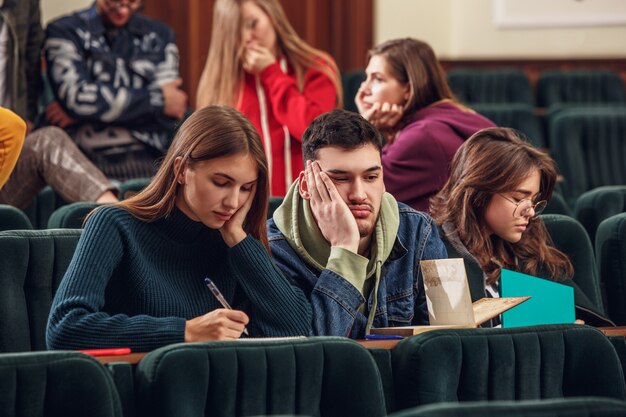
[370,259,529,337]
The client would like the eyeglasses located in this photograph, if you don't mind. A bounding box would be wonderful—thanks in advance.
[499,194,547,219]
[104,0,143,11]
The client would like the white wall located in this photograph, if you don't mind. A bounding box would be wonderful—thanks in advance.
[41,0,92,24]
[374,0,626,59]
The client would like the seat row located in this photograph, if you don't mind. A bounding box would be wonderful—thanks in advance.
[343,68,626,110]
[1,326,626,417]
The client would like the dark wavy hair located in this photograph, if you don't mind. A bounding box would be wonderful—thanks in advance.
[431,127,573,284]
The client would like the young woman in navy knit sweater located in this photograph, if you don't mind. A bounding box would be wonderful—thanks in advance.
[47,106,312,352]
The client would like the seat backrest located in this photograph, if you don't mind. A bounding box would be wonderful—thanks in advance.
[575,186,626,247]
[48,202,101,228]
[268,196,284,219]
[596,213,626,325]
[341,69,366,113]
[0,229,81,352]
[472,103,545,148]
[390,397,626,417]
[538,70,626,108]
[549,107,626,205]
[541,214,605,314]
[447,68,533,105]
[118,177,151,199]
[135,337,387,417]
[0,351,122,417]
[0,204,33,231]
[22,186,68,229]
[544,192,572,217]
[391,325,626,409]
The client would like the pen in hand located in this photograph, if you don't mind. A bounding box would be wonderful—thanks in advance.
[204,277,249,336]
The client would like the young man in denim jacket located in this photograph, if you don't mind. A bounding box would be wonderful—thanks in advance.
[267,109,447,338]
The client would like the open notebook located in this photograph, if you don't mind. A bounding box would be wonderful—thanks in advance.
[370,259,529,336]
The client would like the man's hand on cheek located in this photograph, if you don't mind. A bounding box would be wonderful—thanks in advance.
[305,161,360,254]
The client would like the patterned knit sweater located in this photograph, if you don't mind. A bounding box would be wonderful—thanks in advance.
[47,205,312,352]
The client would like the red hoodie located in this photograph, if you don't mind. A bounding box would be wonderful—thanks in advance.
[382,101,496,212]
[238,60,338,196]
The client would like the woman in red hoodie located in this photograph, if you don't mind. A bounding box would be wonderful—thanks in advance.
[356,38,495,212]
[196,0,341,196]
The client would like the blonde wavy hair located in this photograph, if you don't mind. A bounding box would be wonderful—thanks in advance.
[196,0,342,109]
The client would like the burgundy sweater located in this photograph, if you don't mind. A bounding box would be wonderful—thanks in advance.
[382,101,495,212]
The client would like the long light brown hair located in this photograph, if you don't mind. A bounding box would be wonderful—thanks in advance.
[430,127,573,284]
[367,38,456,133]
[196,0,342,108]
[114,105,270,249]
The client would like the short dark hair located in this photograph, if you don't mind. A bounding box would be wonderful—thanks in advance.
[301,109,384,163]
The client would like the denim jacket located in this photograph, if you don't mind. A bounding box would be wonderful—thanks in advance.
[268,203,448,338]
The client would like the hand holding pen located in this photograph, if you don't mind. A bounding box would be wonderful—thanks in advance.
[205,277,249,336]
[183,279,250,342]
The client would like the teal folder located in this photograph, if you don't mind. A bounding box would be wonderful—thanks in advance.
[500,268,575,328]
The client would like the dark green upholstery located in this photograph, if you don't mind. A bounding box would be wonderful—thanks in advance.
[548,107,626,206]
[268,196,284,219]
[472,103,545,148]
[537,70,626,108]
[0,229,81,352]
[22,186,68,229]
[447,68,533,105]
[119,177,152,199]
[390,397,626,417]
[541,214,605,315]
[47,202,101,228]
[342,69,366,113]
[368,348,397,413]
[0,204,33,231]
[544,192,571,217]
[135,337,387,417]
[596,213,626,325]
[391,325,626,410]
[575,186,626,247]
[0,351,122,417]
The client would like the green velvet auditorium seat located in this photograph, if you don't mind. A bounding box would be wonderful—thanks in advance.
[575,186,626,247]
[541,214,606,317]
[548,107,626,207]
[22,186,68,229]
[267,196,284,219]
[537,70,626,109]
[0,204,33,231]
[543,192,572,217]
[447,68,533,105]
[47,202,101,228]
[341,69,366,113]
[118,177,152,199]
[596,213,626,325]
[391,325,626,411]
[390,397,626,417]
[472,103,545,148]
[0,351,122,417]
[0,229,81,352]
[135,337,387,417]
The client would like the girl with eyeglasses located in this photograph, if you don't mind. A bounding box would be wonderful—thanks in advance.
[430,127,610,325]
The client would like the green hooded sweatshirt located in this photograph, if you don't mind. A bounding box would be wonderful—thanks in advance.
[274,180,400,333]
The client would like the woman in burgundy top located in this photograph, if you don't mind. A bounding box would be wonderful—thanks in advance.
[356,38,495,212]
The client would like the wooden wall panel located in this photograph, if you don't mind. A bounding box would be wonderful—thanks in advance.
[142,0,373,106]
